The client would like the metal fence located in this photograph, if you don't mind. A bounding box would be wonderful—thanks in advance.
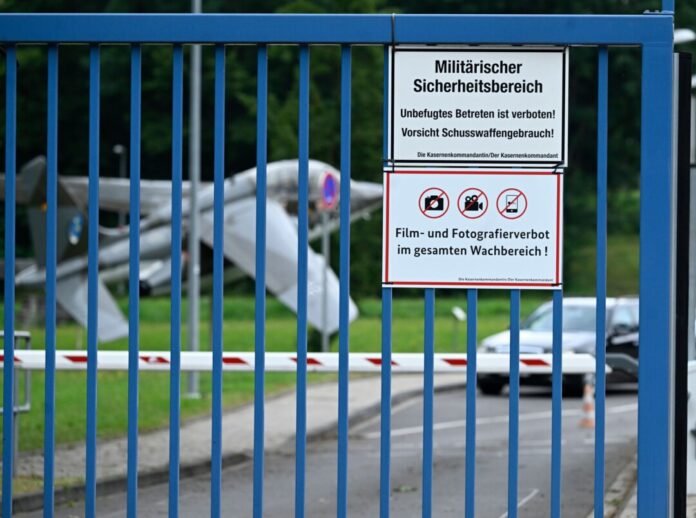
[0,331,31,480]
[0,10,675,518]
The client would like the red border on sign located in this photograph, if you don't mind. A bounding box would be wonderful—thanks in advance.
[385,172,391,282]
[383,170,562,288]
[555,173,561,283]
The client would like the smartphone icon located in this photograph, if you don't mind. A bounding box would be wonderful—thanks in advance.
[505,194,518,213]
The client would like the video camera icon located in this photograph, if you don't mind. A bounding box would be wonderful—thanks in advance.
[463,194,484,212]
[457,188,488,219]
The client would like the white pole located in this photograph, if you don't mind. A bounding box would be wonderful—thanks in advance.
[186,0,202,398]
[321,211,330,352]
[113,144,127,297]
[689,94,696,362]
[691,93,695,165]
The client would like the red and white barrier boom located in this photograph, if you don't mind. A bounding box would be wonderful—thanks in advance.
[0,351,604,374]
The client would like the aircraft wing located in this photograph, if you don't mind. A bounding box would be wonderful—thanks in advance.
[0,156,211,216]
[59,177,211,215]
[56,272,128,342]
[199,198,357,334]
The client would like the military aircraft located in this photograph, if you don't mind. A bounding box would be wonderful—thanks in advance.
[1,157,382,342]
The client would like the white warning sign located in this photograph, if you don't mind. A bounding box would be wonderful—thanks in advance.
[388,46,568,167]
[382,169,563,289]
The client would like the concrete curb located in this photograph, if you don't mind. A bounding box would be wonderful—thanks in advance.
[12,374,466,513]
[585,455,637,518]
[12,453,252,515]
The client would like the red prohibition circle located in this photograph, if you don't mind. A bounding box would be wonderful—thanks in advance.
[418,187,449,219]
[457,188,489,219]
[496,188,528,220]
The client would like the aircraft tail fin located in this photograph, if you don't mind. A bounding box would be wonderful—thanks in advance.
[14,156,89,266]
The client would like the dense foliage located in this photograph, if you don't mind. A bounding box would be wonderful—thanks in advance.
[0,0,694,295]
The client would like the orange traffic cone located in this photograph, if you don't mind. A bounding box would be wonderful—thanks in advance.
[579,380,595,429]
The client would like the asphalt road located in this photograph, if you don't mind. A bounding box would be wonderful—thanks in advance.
[26,385,637,517]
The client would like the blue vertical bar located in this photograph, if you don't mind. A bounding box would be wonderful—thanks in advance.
[85,44,100,518]
[294,44,310,518]
[379,44,392,518]
[594,45,609,518]
[168,44,184,518]
[336,44,352,518]
[550,289,563,518]
[253,44,267,518]
[465,289,477,518]
[662,0,675,12]
[43,44,59,518]
[507,290,521,518]
[210,43,226,518]
[127,43,142,518]
[422,289,435,518]
[637,40,673,517]
[2,44,17,518]
[379,287,393,518]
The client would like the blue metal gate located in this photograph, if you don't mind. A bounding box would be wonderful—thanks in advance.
[0,7,676,518]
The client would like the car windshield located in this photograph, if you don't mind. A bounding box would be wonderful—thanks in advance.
[522,305,596,332]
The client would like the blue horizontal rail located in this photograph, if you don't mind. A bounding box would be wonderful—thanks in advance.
[393,14,672,45]
[0,13,672,45]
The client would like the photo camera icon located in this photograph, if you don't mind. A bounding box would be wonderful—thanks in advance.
[424,194,444,211]
[464,194,484,212]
